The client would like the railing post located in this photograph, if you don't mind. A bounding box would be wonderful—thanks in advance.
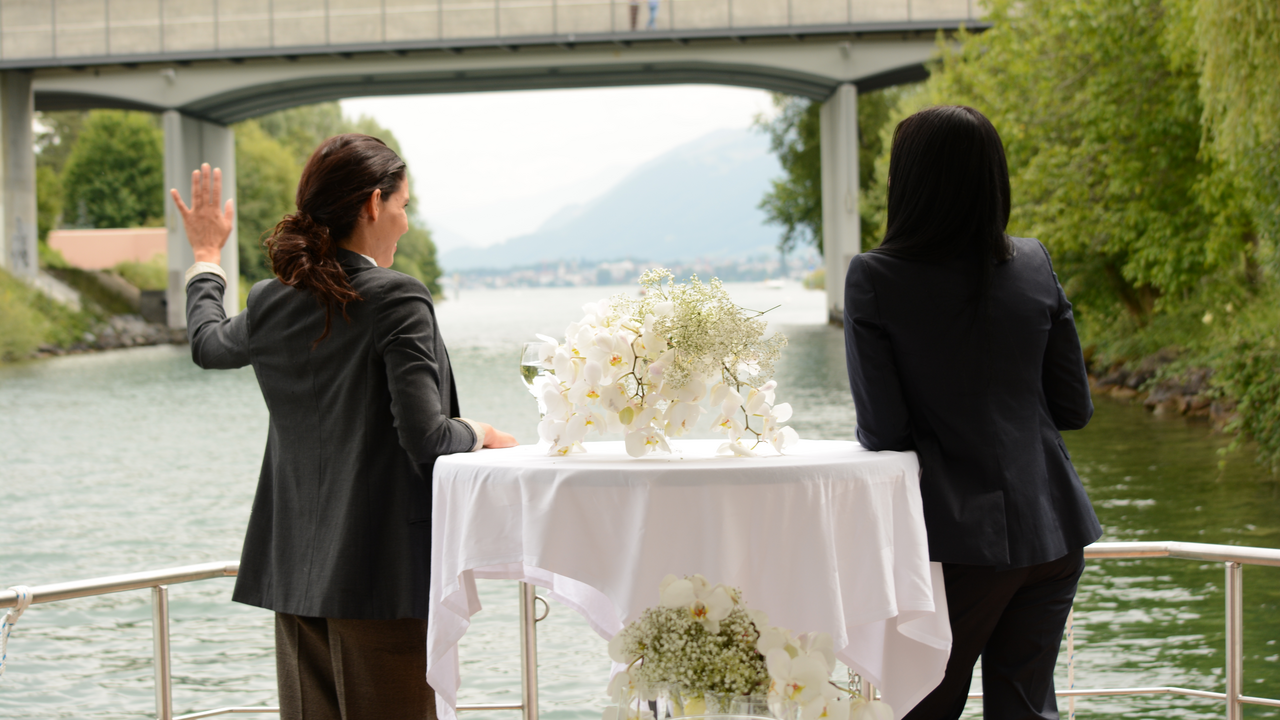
[1225,562,1243,720]
[152,585,173,720]
[1066,605,1076,720]
[519,582,539,720]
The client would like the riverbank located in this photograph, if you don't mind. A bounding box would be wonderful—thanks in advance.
[0,265,182,363]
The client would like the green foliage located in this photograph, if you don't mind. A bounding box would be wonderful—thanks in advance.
[36,164,62,241]
[1209,292,1280,472]
[61,110,164,229]
[113,254,167,291]
[235,120,300,283]
[391,218,444,297]
[922,0,1248,324]
[36,110,88,175]
[755,89,899,255]
[1166,0,1280,262]
[0,268,47,362]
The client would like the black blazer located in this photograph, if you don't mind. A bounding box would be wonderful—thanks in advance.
[186,249,477,620]
[844,236,1101,568]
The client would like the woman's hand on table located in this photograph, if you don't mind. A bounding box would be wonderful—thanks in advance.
[476,422,518,448]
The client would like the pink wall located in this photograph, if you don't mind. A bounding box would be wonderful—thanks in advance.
[48,228,167,270]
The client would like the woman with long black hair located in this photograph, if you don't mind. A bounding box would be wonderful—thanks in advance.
[844,106,1100,719]
[173,134,516,719]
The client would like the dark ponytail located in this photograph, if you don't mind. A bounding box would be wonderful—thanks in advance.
[267,133,407,343]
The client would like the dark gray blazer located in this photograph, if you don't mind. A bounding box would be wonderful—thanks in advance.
[844,236,1101,569]
[186,249,477,620]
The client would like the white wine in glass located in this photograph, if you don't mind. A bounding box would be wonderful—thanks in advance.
[520,342,545,395]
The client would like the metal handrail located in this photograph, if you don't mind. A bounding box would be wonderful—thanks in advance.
[0,563,542,720]
[961,541,1280,720]
[5,541,1279,719]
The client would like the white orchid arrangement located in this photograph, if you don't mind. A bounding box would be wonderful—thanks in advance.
[533,269,799,458]
[604,575,893,720]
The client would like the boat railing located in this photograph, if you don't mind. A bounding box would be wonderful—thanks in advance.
[2,541,1279,720]
[0,562,543,720]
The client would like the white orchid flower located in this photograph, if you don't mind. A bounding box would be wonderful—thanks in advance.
[535,333,560,365]
[771,401,793,423]
[806,689,851,720]
[795,632,836,673]
[756,625,795,657]
[624,426,671,458]
[598,383,630,413]
[769,425,800,453]
[602,704,654,720]
[718,440,759,457]
[720,387,744,418]
[658,576,734,633]
[712,413,745,442]
[767,647,830,710]
[759,379,778,404]
[737,359,761,377]
[673,375,707,403]
[848,698,894,720]
[647,348,676,381]
[744,387,768,415]
[664,401,704,437]
[607,628,638,664]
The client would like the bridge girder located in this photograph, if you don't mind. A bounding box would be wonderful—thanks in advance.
[32,35,943,124]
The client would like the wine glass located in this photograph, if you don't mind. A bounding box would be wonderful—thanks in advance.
[520,342,546,396]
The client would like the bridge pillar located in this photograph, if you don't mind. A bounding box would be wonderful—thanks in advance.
[163,111,238,328]
[0,71,37,278]
[820,83,860,325]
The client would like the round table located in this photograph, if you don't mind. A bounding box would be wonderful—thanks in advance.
[427,439,950,719]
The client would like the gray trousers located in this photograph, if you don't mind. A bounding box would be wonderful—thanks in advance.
[275,613,438,720]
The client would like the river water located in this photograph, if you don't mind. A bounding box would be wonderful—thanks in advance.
[1,282,1277,719]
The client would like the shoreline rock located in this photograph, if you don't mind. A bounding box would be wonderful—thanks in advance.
[32,314,186,358]
[1089,357,1236,429]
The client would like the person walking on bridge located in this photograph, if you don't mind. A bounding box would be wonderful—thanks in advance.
[172,135,517,719]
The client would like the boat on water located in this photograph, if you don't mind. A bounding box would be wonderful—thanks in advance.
[3,540,1278,720]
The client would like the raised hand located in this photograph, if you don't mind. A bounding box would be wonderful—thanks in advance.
[170,163,235,265]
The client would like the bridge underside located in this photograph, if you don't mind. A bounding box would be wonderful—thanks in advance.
[7,19,983,328]
[29,26,957,124]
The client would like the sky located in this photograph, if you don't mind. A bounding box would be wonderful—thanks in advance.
[341,85,776,250]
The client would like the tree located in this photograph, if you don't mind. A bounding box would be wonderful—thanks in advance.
[392,217,444,297]
[236,102,440,293]
[60,111,164,229]
[235,120,300,283]
[1165,0,1280,267]
[756,89,899,255]
[914,0,1248,325]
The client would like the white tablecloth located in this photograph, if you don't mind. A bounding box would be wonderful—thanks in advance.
[428,439,951,719]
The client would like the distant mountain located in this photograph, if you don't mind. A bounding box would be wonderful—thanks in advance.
[439,128,783,271]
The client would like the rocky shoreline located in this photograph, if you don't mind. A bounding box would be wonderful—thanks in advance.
[33,314,186,358]
[1089,357,1236,429]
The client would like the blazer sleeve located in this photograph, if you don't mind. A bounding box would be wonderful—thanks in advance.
[844,255,913,451]
[373,274,478,463]
[186,274,250,370]
[1038,243,1094,431]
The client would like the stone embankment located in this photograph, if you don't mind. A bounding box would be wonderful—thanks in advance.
[34,315,185,358]
[1090,355,1236,428]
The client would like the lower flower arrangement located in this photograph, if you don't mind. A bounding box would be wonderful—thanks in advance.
[603,575,894,720]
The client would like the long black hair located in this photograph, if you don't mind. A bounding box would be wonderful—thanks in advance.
[873,105,1013,268]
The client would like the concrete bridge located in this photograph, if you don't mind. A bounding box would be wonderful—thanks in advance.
[0,0,985,325]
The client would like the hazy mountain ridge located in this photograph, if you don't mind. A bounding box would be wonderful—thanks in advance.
[439,128,783,271]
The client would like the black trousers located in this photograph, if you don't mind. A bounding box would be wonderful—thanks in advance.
[275,613,438,720]
[904,547,1085,720]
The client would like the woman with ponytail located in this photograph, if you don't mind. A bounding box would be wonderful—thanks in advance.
[173,134,516,720]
